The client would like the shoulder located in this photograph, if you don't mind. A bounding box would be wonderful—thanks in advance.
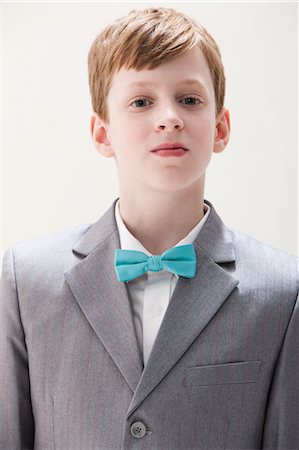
[231,227,297,264]
[8,222,91,253]
[230,227,298,294]
[1,222,92,278]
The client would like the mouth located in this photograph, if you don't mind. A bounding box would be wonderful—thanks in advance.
[151,147,188,157]
[151,142,189,157]
[151,142,188,152]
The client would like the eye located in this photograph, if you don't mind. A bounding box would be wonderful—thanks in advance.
[130,98,152,108]
[180,97,202,106]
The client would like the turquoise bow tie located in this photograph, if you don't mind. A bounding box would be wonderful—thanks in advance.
[114,244,196,282]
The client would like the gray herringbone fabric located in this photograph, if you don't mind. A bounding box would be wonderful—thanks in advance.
[0,198,298,450]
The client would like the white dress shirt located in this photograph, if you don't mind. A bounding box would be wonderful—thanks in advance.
[114,199,210,367]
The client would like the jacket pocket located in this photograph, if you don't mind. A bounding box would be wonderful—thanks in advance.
[184,360,261,387]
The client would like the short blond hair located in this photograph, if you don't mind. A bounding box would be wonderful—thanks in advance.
[88,7,225,122]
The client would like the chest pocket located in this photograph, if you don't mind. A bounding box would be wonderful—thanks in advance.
[184,360,261,387]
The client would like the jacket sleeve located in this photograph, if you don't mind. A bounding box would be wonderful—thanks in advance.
[262,291,299,449]
[0,247,35,449]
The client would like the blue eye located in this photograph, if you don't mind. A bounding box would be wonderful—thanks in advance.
[180,97,201,105]
[131,98,151,108]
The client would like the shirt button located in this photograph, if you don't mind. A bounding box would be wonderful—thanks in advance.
[130,421,147,438]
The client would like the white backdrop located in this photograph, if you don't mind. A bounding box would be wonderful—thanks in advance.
[2,1,298,266]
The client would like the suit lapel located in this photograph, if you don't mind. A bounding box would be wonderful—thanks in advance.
[64,197,239,414]
[127,246,239,416]
[64,200,143,392]
[126,199,239,417]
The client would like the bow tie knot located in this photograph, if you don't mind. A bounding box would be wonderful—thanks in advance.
[114,244,197,282]
[148,255,164,272]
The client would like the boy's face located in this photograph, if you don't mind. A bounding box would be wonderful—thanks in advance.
[91,46,230,194]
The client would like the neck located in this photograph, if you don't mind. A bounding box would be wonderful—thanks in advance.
[118,180,205,255]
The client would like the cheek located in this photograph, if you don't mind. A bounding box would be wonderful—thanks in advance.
[193,114,215,138]
[117,118,147,144]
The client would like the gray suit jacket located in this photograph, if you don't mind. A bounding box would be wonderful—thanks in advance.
[0,198,298,450]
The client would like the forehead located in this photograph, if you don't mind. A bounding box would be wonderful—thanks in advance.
[108,46,214,97]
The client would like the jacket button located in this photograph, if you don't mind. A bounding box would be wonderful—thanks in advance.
[130,421,147,438]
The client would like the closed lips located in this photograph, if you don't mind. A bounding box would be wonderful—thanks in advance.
[152,142,188,151]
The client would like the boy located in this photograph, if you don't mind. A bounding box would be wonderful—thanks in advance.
[0,6,298,450]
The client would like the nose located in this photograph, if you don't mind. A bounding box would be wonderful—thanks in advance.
[154,105,184,132]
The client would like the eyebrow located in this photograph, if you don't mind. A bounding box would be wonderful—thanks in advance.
[127,81,155,88]
[127,78,208,92]
[179,79,208,90]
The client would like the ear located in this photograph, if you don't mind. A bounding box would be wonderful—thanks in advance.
[90,113,115,158]
[213,108,230,154]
